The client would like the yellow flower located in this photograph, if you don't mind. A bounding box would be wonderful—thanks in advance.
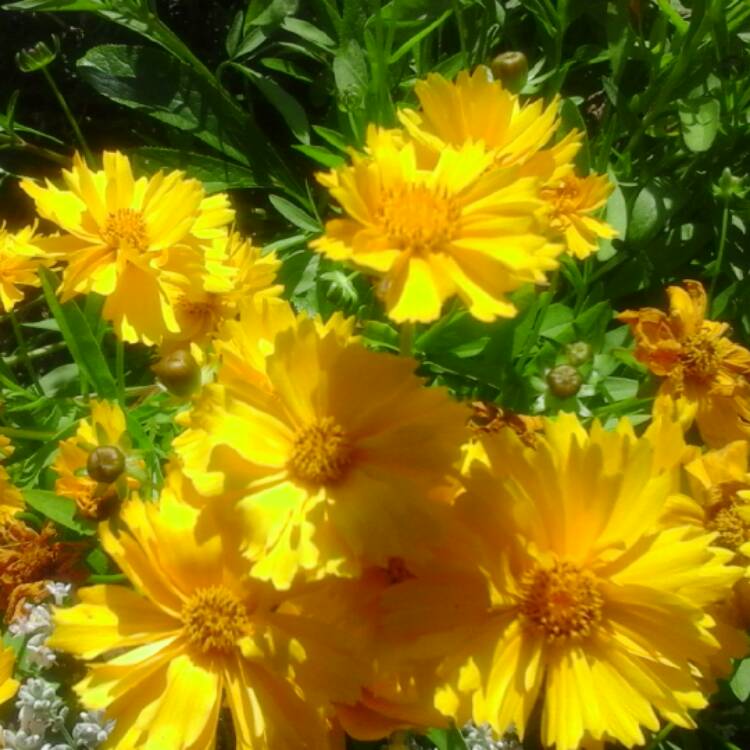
[0,222,48,312]
[163,232,283,348]
[0,645,19,706]
[49,474,369,750]
[21,151,234,344]
[53,401,141,519]
[381,414,742,750]
[174,315,469,587]
[312,127,560,323]
[0,464,23,522]
[540,172,617,259]
[397,67,560,168]
[618,280,750,446]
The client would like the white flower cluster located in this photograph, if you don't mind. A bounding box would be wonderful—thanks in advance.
[461,722,521,750]
[7,583,71,671]
[0,679,114,750]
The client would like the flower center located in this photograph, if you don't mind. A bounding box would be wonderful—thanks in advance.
[518,560,603,642]
[377,184,459,255]
[287,416,352,485]
[101,209,148,252]
[182,586,249,655]
[542,177,581,230]
[708,501,749,553]
[680,330,720,382]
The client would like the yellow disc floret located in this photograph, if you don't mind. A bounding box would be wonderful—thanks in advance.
[182,585,249,655]
[288,416,352,485]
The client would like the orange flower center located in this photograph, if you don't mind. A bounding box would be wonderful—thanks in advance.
[377,184,459,255]
[542,177,581,229]
[708,501,748,553]
[680,331,720,382]
[288,416,352,485]
[176,295,224,337]
[101,208,148,252]
[182,585,249,654]
[519,560,603,641]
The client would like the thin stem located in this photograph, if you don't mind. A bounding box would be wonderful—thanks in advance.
[8,310,39,388]
[399,321,415,357]
[115,338,126,403]
[0,426,56,441]
[0,137,69,166]
[40,67,94,166]
[709,198,731,306]
[2,341,67,367]
[451,0,469,67]
[644,722,674,750]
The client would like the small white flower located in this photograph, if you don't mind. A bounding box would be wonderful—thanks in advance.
[461,722,521,750]
[71,711,115,749]
[16,679,68,735]
[44,583,71,607]
[1,727,45,750]
[9,605,52,639]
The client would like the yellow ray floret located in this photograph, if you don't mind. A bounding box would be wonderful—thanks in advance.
[49,471,370,750]
[21,151,234,344]
[312,127,561,323]
[0,646,18,706]
[174,315,469,587]
[380,414,743,750]
[619,280,750,447]
[0,222,49,312]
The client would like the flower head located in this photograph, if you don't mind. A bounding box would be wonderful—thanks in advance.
[53,401,141,519]
[0,645,19,706]
[49,474,369,750]
[619,281,750,446]
[22,152,234,344]
[381,414,742,750]
[174,315,469,587]
[0,223,48,312]
[312,127,560,323]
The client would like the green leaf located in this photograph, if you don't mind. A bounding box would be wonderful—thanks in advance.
[628,185,666,244]
[269,195,320,232]
[333,39,368,110]
[281,17,335,49]
[426,727,468,750]
[598,178,626,261]
[260,56,314,82]
[231,64,310,144]
[601,376,639,401]
[292,144,345,168]
[388,9,452,63]
[312,125,350,152]
[4,0,103,9]
[540,303,575,343]
[39,268,118,400]
[133,148,259,193]
[245,0,298,29]
[23,488,96,536]
[77,45,274,180]
[730,658,750,701]
[678,96,720,152]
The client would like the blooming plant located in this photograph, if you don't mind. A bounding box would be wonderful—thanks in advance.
[0,2,749,750]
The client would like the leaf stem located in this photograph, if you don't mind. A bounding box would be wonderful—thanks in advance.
[709,197,731,307]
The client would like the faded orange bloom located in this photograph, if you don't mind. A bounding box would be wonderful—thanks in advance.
[0,519,80,621]
[619,281,750,447]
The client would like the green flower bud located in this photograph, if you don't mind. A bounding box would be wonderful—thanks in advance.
[565,341,593,366]
[547,365,583,399]
[16,36,60,73]
[490,51,529,93]
[152,348,201,397]
[87,445,126,484]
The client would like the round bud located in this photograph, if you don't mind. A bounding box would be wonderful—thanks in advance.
[547,365,583,399]
[490,51,529,92]
[87,445,126,484]
[152,348,200,397]
[565,341,593,366]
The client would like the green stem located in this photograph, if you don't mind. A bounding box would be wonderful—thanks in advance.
[644,722,674,750]
[40,67,94,166]
[399,321,415,357]
[451,0,469,67]
[116,338,126,403]
[709,198,731,306]
[2,341,67,368]
[0,426,56,441]
[0,137,69,166]
[8,310,39,388]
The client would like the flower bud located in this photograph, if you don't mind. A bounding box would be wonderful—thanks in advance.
[490,51,528,92]
[152,348,200,397]
[547,364,583,399]
[16,36,60,73]
[565,341,593,366]
[87,445,126,484]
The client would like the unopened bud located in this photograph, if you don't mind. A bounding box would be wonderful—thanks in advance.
[87,445,126,484]
[16,36,60,73]
[547,364,583,398]
[490,51,528,92]
[565,341,593,366]
[152,348,200,397]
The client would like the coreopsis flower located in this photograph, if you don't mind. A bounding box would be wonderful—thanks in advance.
[397,67,559,168]
[21,151,234,344]
[0,222,48,312]
[380,414,742,750]
[174,315,469,587]
[0,465,24,522]
[49,475,369,750]
[312,127,560,323]
[619,280,750,446]
[0,645,19,706]
[0,519,79,620]
[52,401,142,519]
[163,232,282,348]
[540,172,617,259]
